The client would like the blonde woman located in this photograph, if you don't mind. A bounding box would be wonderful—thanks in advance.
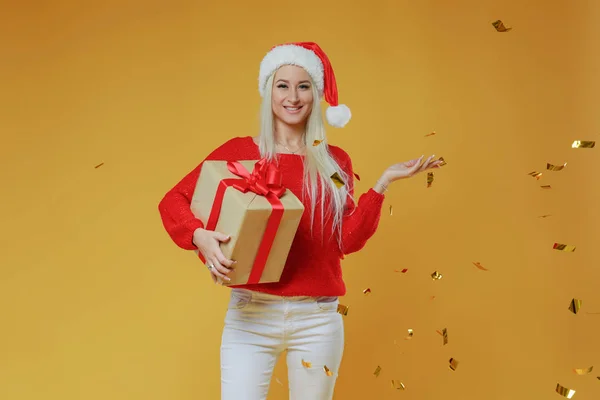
[158,42,440,400]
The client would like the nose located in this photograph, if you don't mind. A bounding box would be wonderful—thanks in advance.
[288,88,300,103]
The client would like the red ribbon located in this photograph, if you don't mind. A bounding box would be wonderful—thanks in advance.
[198,159,286,284]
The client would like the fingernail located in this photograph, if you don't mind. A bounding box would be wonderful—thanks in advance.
[233,261,238,264]
[225,277,231,281]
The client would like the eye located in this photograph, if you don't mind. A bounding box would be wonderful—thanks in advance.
[299,84,310,89]
[277,84,288,89]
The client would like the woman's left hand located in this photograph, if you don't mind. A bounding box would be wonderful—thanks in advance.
[380,154,441,185]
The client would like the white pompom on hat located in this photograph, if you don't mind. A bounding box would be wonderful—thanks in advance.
[258,42,351,128]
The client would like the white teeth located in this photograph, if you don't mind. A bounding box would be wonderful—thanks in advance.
[285,107,300,111]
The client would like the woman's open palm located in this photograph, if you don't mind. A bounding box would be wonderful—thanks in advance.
[384,154,441,183]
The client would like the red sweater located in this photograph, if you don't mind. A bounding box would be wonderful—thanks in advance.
[158,136,385,297]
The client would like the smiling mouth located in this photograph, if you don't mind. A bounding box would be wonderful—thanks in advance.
[284,106,303,113]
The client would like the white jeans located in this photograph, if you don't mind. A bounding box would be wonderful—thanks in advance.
[220,289,345,400]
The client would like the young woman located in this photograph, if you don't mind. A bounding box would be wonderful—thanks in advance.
[158,42,440,400]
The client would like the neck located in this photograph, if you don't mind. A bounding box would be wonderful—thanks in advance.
[273,119,305,147]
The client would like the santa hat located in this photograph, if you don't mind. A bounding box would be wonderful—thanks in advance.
[258,42,351,128]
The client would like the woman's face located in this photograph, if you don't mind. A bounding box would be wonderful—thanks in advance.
[271,65,314,128]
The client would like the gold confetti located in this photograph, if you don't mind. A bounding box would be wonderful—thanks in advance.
[568,298,582,314]
[492,19,512,32]
[449,358,459,371]
[330,172,345,188]
[353,172,361,181]
[302,359,312,368]
[427,172,434,188]
[473,262,489,271]
[337,304,349,316]
[430,295,436,300]
[431,271,443,280]
[573,366,593,375]
[547,162,567,171]
[437,328,449,345]
[374,366,382,377]
[555,383,576,398]
[554,243,576,252]
[437,156,447,167]
[394,268,408,273]
[405,329,414,340]
[538,214,552,218]
[571,140,595,149]
[528,171,543,180]
[540,185,552,189]
[323,365,333,376]
[425,131,436,137]
[391,380,406,390]
[389,205,393,215]
[363,288,371,295]
[313,140,323,146]
[94,162,104,169]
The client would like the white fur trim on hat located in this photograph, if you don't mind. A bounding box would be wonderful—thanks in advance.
[258,45,324,97]
[326,104,352,128]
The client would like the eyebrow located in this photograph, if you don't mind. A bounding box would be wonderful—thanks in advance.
[276,79,311,84]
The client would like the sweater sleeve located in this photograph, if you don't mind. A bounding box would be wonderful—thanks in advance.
[340,155,385,255]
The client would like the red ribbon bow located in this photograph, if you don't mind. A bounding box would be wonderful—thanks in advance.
[226,159,286,198]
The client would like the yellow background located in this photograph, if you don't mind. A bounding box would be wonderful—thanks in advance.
[1,0,599,399]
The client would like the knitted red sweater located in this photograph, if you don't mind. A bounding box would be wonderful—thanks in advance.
[158,136,385,297]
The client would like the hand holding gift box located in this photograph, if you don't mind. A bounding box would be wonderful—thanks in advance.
[190,159,304,286]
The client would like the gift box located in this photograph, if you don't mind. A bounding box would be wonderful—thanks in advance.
[190,159,304,285]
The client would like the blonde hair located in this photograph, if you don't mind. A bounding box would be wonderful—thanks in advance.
[257,72,351,245]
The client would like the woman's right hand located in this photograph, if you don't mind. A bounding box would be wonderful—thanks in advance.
[192,228,236,284]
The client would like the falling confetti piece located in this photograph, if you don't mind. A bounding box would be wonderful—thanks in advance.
[427,172,434,188]
[330,172,345,189]
[436,328,449,345]
[540,185,552,189]
[547,162,567,171]
[430,295,436,300]
[391,380,406,390]
[313,140,323,146]
[492,19,512,32]
[437,156,447,167]
[353,172,361,181]
[473,262,489,271]
[571,140,595,149]
[431,271,443,280]
[363,288,371,295]
[528,171,543,180]
[404,329,414,340]
[323,366,333,376]
[568,299,582,314]
[573,366,593,375]
[394,268,408,273]
[374,366,382,377]
[425,131,436,137]
[337,304,349,316]
[302,359,312,368]
[538,214,552,218]
[554,243,576,252]
[449,358,459,371]
[94,162,104,169]
[555,383,576,398]
[389,205,393,215]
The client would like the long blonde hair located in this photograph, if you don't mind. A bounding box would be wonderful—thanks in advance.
[257,72,351,245]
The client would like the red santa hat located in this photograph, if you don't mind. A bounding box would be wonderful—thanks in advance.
[258,42,352,128]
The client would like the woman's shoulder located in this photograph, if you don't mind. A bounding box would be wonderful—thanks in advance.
[326,143,351,165]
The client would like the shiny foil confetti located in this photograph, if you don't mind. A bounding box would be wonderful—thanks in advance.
[554,243,576,252]
[405,329,414,340]
[538,214,552,218]
[427,172,434,188]
[437,156,447,167]
[492,19,512,32]
[389,205,393,215]
[528,171,543,180]
[436,328,448,345]
[396,268,408,273]
[425,131,436,137]
[573,366,593,375]
[547,162,567,171]
[555,383,576,398]
[302,359,312,368]
[540,185,552,189]
[363,288,371,295]
[337,304,349,316]
[391,380,406,390]
[473,262,489,271]
[571,140,595,149]
[568,298,582,314]
[353,172,361,181]
[374,366,382,377]
[313,140,323,146]
[330,172,345,189]
[449,358,459,371]
[94,162,104,169]
[431,271,443,280]
[430,295,436,300]
[323,366,333,376]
